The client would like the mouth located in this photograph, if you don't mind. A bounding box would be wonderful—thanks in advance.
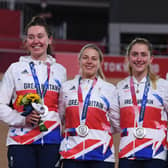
[85,65,94,70]
[32,46,41,49]
[31,43,42,49]
[85,68,94,72]
[33,46,40,48]
[134,62,144,67]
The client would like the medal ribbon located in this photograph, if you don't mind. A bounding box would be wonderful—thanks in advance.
[29,62,50,100]
[130,76,150,127]
[78,77,97,125]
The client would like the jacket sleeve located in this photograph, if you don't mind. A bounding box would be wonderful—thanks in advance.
[157,79,168,114]
[58,86,66,126]
[0,65,25,126]
[108,87,121,134]
[163,84,168,114]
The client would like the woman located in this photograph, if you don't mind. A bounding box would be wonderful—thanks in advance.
[117,38,168,168]
[0,16,66,168]
[58,43,120,168]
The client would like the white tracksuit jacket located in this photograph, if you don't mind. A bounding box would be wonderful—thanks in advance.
[58,75,120,162]
[0,55,66,145]
[117,76,168,160]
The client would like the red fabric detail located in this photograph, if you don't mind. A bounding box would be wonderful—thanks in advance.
[120,106,167,129]
[11,121,56,144]
[65,106,110,130]
[60,139,101,159]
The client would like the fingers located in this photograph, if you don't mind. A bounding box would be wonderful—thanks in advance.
[31,110,40,115]
[25,111,41,126]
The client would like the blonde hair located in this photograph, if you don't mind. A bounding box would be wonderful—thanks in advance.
[126,38,158,89]
[78,43,105,80]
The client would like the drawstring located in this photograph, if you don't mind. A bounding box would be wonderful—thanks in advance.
[9,156,14,167]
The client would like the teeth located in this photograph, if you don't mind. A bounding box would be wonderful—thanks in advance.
[33,46,40,48]
[135,63,143,65]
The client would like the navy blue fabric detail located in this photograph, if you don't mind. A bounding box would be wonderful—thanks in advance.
[8,144,60,168]
[33,126,62,144]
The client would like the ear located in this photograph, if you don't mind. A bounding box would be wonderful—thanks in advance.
[100,61,103,67]
[150,55,154,64]
[22,37,28,51]
[22,35,27,46]
[48,36,53,44]
[100,56,104,65]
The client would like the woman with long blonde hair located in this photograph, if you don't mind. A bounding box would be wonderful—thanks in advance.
[117,38,168,168]
[59,43,120,168]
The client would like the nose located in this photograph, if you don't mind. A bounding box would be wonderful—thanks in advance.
[32,37,39,43]
[136,54,142,61]
[87,57,92,63]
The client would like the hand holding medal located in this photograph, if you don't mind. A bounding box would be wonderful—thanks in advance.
[27,61,51,132]
[32,102,48,132]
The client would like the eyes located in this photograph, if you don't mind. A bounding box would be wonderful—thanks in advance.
[130,51,149,57]
[27,33,45,40]
[81,55,99,61]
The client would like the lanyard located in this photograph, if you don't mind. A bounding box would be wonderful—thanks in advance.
[78,77,97,125]
[130,76,150,127]
[29,62,50,101]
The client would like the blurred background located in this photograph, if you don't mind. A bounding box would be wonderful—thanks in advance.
[1,0,168,82]
[1,0,168,167]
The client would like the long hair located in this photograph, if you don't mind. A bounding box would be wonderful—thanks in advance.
[126,38,158,89]
[24,15,53,55]
[78,43,105,80]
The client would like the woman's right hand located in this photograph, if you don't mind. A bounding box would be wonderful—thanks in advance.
[25,110,41,126]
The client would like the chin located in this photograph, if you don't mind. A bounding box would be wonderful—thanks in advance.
[134,67,145,72]
[33,53,43,57]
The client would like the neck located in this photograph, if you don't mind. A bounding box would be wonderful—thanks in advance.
[133,71,148,82]
[31,54,47,61]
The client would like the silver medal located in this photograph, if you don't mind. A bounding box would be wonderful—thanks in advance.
[134,127,146,139]
[76,124,89,137]
[32,102,48,116]
[40,104,48,116]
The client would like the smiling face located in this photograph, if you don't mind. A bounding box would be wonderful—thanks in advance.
[25,25,52,60]
[128,43,153,78]
[79,47,101,79]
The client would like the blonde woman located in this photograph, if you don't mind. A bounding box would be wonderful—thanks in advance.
[59,43,120,168]
[117,38,168,168]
